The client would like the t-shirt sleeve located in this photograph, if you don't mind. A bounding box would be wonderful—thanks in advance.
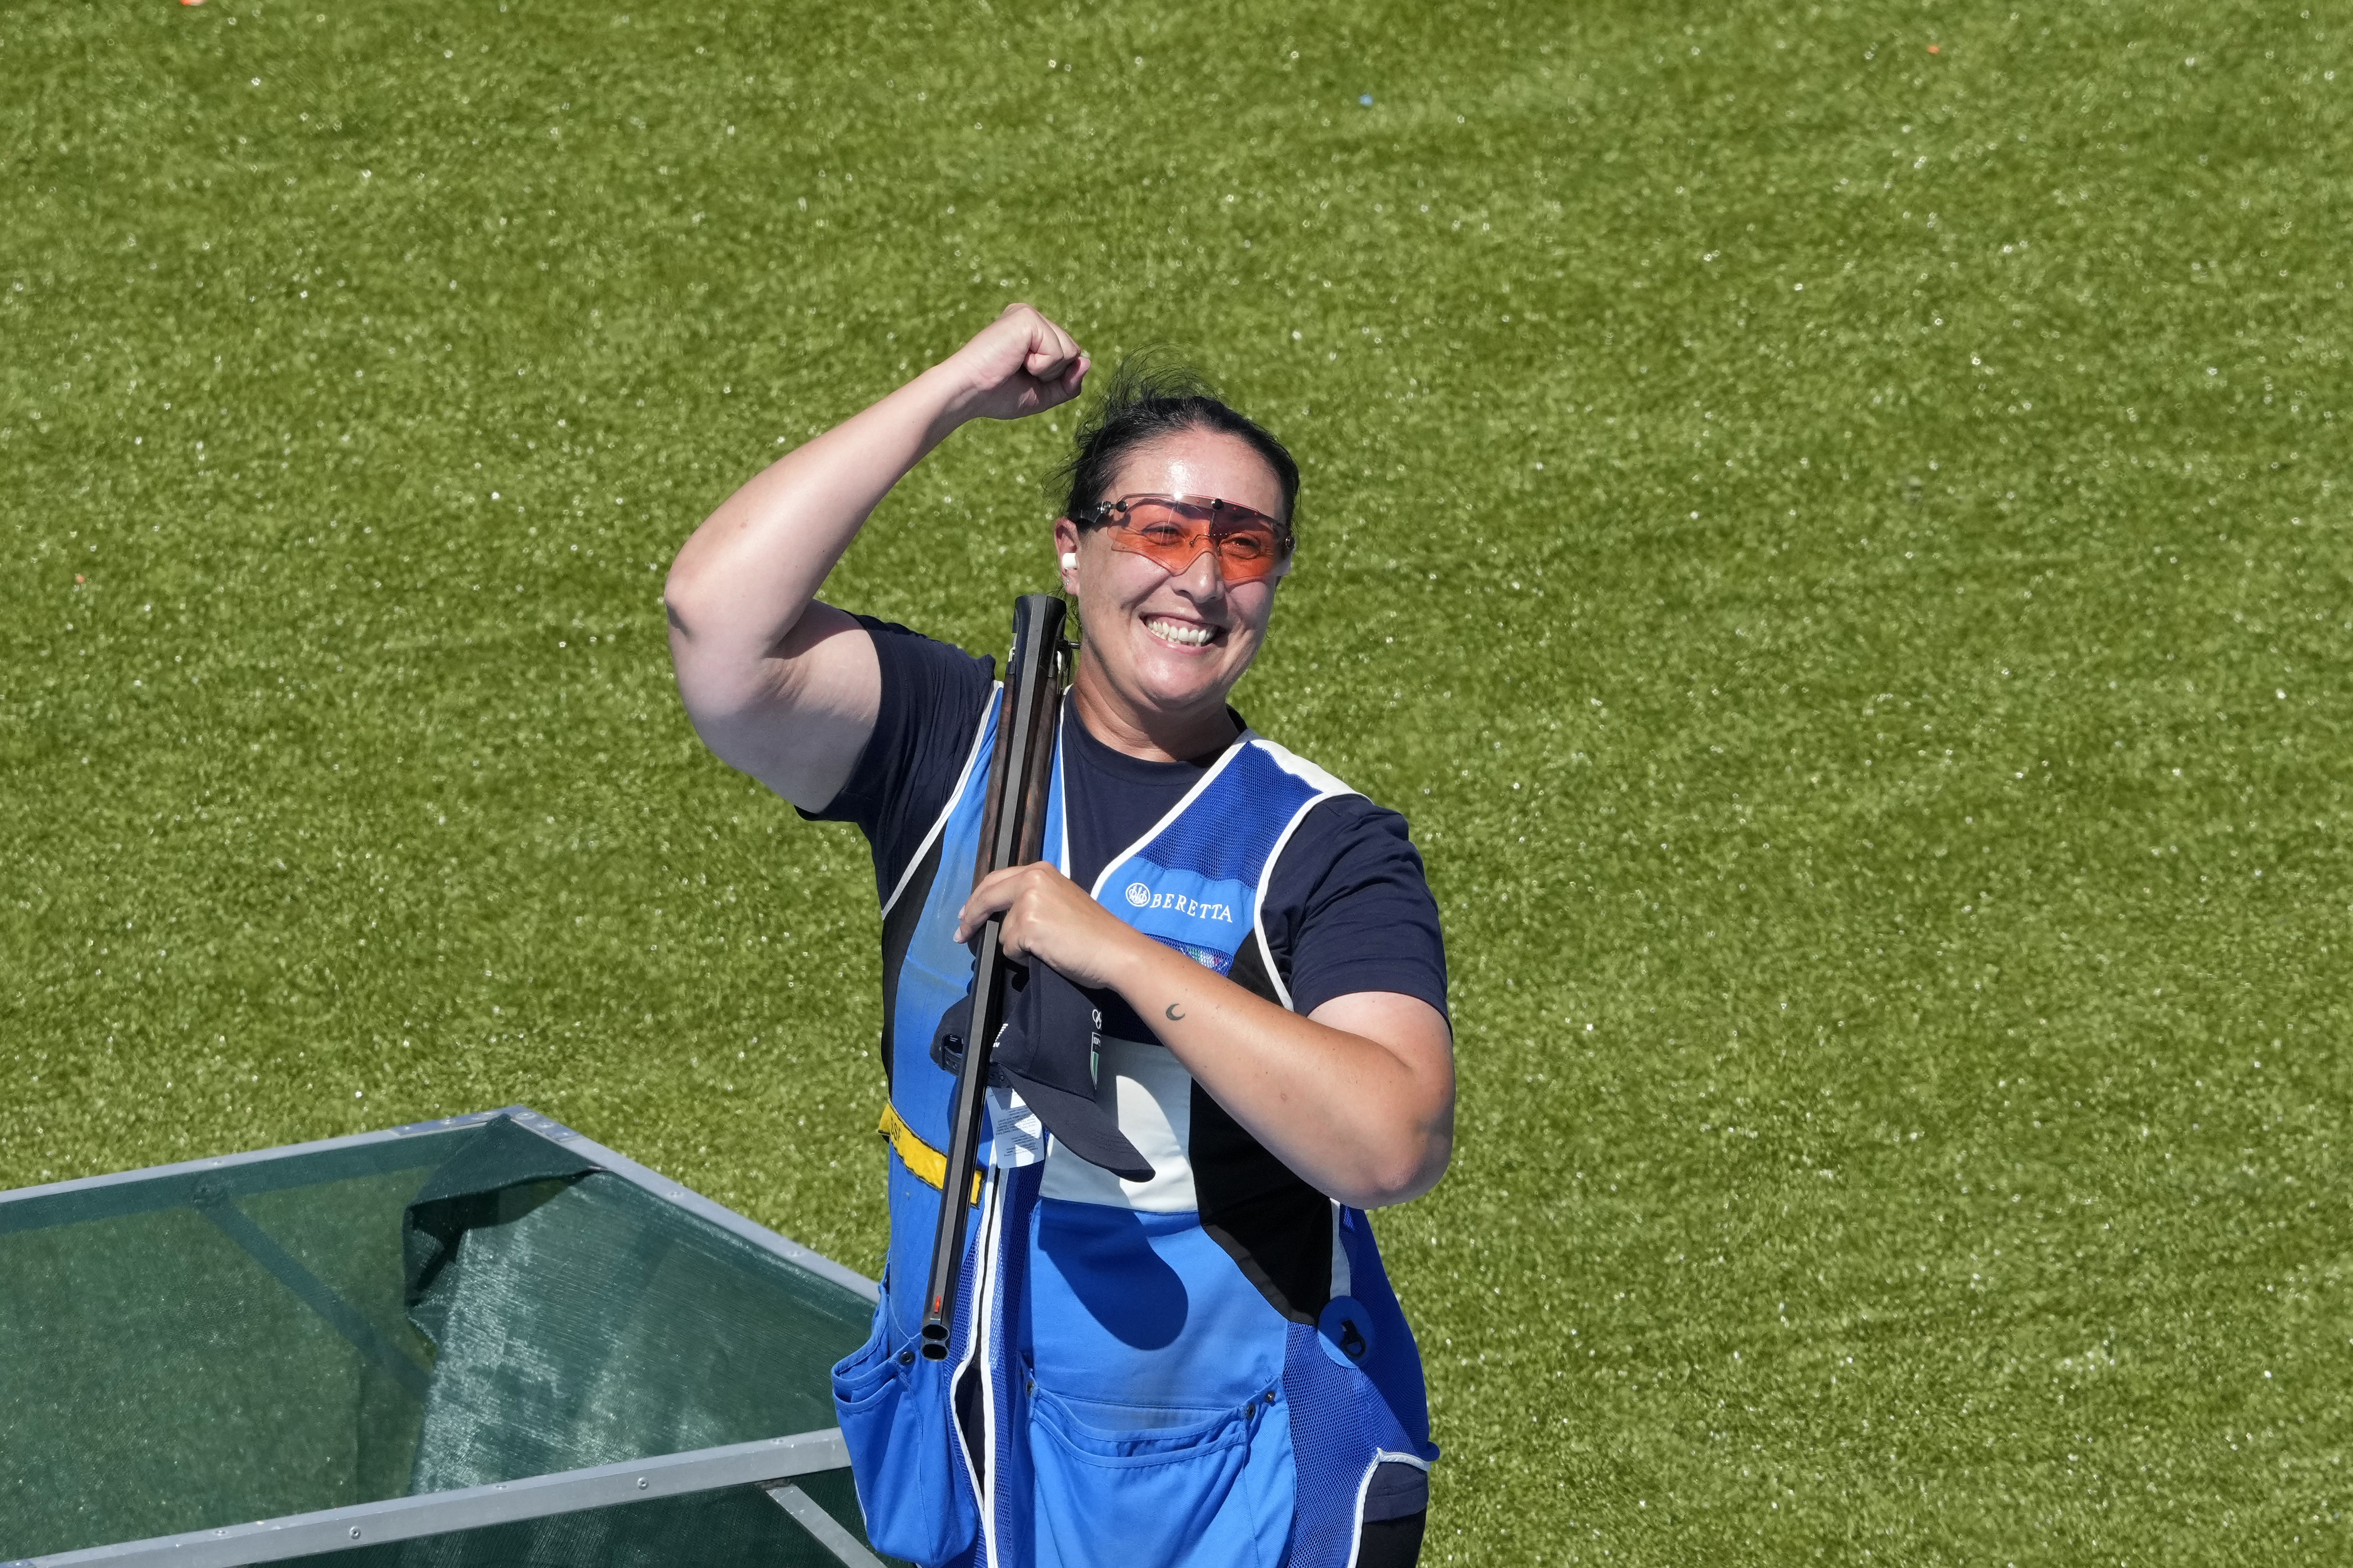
[1266,796,1450,1024]
[798,615,995,904]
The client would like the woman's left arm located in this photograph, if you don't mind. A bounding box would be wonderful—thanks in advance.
[957,864,1455,1209]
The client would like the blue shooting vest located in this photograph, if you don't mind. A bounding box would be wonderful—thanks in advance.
[831,700,1439,1568]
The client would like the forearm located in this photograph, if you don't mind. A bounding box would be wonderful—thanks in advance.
[664,360,975,655]
[1103,935,1455,1209]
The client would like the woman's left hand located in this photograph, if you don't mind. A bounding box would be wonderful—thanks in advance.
[954,863,1146,991]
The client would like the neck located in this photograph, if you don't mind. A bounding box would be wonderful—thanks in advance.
[1067,653,1241,763]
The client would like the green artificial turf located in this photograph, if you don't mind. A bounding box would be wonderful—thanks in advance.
[4,0,2349,1560]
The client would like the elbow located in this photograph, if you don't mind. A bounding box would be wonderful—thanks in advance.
[664,614,766,767]
[670,661,773,773]
[1348,1120,1454,1211]
[663,573,772,731]
[1342,1074,1455,1209]
[662,559,715,645]
[665,537,767,648]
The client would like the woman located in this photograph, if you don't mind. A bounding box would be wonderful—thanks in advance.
[666,304,1454,1568]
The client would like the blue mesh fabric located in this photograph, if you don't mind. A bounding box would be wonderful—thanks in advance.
[1278,1320,1430,1568]
[1336,1211,1438,1461]
[1135,747,1318,884]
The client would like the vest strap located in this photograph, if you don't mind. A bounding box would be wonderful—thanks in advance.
[879,1102,981,1205]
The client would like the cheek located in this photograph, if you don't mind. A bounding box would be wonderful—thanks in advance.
[1230,587,1280,636]
[1089,558,1168,611]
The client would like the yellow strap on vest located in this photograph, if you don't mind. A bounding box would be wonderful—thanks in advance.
[878,1102,982,1205]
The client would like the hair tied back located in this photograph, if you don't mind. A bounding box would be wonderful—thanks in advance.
[1051,351,1300,531]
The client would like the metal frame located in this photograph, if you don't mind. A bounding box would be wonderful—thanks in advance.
[2,1108,883,1568]
[521,1108,879,1307]
[0,1106,880,1309]
[765,1486,889,1568]
[16,1431,855,1568]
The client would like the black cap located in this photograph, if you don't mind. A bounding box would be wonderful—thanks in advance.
[932,963,1153,1182]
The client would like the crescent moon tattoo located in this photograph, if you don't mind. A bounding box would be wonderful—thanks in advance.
[1165,1003,1186,1021]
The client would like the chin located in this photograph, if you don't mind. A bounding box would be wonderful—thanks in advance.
[1125,636,1241,708]
[1130,662,1227,712]
[1139,681,1230,718]
[1150,672,1250,717]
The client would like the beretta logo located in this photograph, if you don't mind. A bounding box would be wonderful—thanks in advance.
[1120,882,1236,923]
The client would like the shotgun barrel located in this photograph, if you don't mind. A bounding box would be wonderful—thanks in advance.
[918,593,1068,1360]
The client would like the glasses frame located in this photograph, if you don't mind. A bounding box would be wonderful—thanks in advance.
[1073,493,1295,581]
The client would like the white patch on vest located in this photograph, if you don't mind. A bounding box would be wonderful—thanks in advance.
[1039,1036,1197,1212]
[987,1085,1049,1169]
[1124,880,1151,907]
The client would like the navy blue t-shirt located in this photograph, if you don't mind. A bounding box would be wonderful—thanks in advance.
[808,617,1448,1039]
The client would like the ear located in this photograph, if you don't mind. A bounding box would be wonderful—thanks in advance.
[1052,517,1083,590]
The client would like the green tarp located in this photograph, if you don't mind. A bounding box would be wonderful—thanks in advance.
[0,1114,881,1564]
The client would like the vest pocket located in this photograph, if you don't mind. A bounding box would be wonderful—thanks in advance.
[831,1315,979,1565]
[1027,1386,1260,1568]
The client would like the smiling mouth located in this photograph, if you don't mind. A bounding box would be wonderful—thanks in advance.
[1143,614,1222,649]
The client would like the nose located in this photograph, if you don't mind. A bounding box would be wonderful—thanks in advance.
[1171,545,1226,596]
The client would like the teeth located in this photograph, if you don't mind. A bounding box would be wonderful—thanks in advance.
[1144,616,1215,648]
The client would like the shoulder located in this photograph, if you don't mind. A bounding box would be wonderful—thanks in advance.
[1241,736,1447,1018]
[1278,791,1428,896]
[1235,734,1414,873]
[1241,732,1356,801]
[1268,797,1448,1019]
[1237,734,1432,909]
[805,616,996,901]
[855,613,995,700]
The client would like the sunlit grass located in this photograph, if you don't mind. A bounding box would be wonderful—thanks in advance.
[3,2,2348,1561]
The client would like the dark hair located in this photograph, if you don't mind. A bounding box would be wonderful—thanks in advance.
[1053,352,1300,526]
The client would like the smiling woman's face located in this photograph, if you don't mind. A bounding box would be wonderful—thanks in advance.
[1053,427,1291,757]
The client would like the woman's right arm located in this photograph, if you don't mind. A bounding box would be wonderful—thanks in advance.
[664,304,1087,811]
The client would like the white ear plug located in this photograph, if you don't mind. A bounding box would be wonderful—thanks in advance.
[1059,552,1079,571]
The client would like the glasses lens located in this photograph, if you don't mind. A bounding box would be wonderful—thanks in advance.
[1212,519,1280,565]
[1101,499,1287,582]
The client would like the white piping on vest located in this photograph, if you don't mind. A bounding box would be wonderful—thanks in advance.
[908,697,1003,1557]
[978,1166,1011,1566]
[879,688,999,921]
[1241,734,1357,1013]
[1053,704,1072,876]
[952,1165,1008,1566]
[1342,1450,1434,1568]
[945,1168,989,1553]
[1083,731,1254,901]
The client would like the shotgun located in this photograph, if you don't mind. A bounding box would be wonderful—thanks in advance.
[919,593,1069,1360]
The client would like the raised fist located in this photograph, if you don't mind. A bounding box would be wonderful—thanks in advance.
[946,303,1090,422]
